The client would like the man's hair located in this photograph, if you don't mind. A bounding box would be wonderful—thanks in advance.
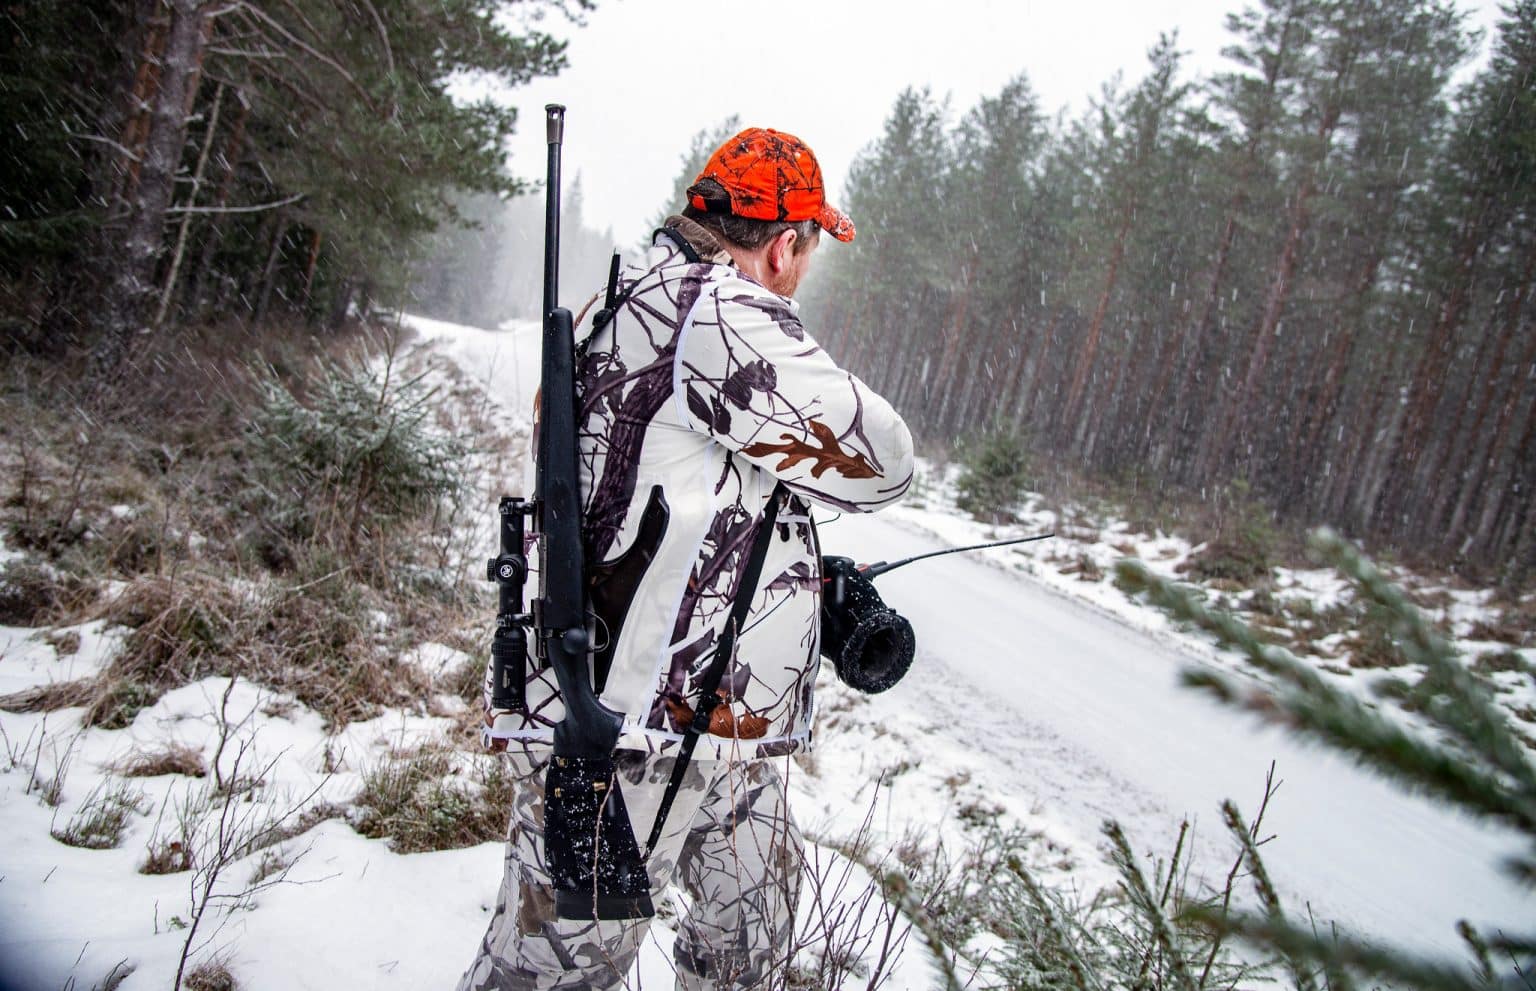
[683,178,819,254]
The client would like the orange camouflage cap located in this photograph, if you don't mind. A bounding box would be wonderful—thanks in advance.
[688,127,855,242]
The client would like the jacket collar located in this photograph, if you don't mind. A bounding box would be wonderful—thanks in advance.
[660,215,733,266]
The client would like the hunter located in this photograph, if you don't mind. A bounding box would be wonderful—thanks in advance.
[458,126,914,991]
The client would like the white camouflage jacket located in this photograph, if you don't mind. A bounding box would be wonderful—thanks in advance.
[485,218,913,760]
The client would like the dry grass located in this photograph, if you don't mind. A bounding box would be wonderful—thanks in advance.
[352,743,512,853]
[0,558,95,626]
[51,779,145,849]
[0,678,98,715]
[7,560,433,731]
[0,323,492,733]
[183,956,238,991]
[1467,603,1535,647]
[115,741,207,779]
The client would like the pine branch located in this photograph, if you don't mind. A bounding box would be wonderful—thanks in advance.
[1459,921,1497,983]
[1186,911,1495,991]
[1104,820,1199,991]
[1181,664,1536,839]
[229,1,379,113]
[1221,800,1319,991]
[165,192,305,215]
[1309,529,1536,793]
[1006,854,1102,991]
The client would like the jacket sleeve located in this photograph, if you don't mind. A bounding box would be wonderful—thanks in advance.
[674,281,914,513]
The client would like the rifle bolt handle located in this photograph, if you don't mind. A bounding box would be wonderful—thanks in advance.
[560,627,590,654]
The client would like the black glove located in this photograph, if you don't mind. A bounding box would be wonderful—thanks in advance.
[819,555,915,694]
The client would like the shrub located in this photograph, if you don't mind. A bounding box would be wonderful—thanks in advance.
[243,348,470,563]
[0,557,92,625]
[1184,480,1278,584]
[955,428,1032,523]
[87,678,160,731]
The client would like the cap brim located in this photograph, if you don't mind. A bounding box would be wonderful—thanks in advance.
[817,203,856,243]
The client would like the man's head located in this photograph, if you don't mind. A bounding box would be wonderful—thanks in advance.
[681,127,854,298]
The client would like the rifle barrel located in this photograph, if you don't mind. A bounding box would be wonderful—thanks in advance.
[542,104,565,319]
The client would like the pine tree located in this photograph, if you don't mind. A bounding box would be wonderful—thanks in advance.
[2,0,584,376]
[811,87,954,416]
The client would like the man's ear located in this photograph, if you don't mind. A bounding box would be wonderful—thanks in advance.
[767,228,797,274]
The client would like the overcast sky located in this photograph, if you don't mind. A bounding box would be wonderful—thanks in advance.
[493,0,1507,247]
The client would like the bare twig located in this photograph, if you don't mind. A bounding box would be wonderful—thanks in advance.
[165,192,304,216]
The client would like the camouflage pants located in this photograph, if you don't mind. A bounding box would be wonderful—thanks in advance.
[456,747,803,991]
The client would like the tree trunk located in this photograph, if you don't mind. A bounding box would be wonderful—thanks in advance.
[111,13,170,211]
[326,276,356,331]
[154,81,223,330]
[252,206,292,328]
[1446,282,1536,555]
[1199,94,1342,481]
[1156,2,1300,474]
[1287,245,1385,508]
[1472,393,1536,572]
[1432,243,1536,540]
[1372,183,1499,533]
[92,0,208,381]
[186,90,249,318]
[301,228,324,311]
[1012,243,1080,427]
[934,258,975,433]
[1061,201,1134,436]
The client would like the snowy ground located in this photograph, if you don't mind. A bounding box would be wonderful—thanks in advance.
[1,314,1530,989]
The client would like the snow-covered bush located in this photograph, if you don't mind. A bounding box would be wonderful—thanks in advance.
[243,346,471,570]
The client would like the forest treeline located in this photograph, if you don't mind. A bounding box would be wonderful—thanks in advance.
[0,0,583,375]
[803,0,1535,585]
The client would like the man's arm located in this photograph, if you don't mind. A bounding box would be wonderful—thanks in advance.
[674,281,914,513]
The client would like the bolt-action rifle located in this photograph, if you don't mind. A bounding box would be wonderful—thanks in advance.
[485,105,653,922]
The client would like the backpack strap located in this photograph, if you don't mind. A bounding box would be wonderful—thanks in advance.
[643,481,788,856]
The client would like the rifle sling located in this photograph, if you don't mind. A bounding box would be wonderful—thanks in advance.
[643,481,787,857]
[653,225,703,264]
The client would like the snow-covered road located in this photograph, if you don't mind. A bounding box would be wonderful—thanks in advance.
[821,509,1530,955]
[409,313,1531,961]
